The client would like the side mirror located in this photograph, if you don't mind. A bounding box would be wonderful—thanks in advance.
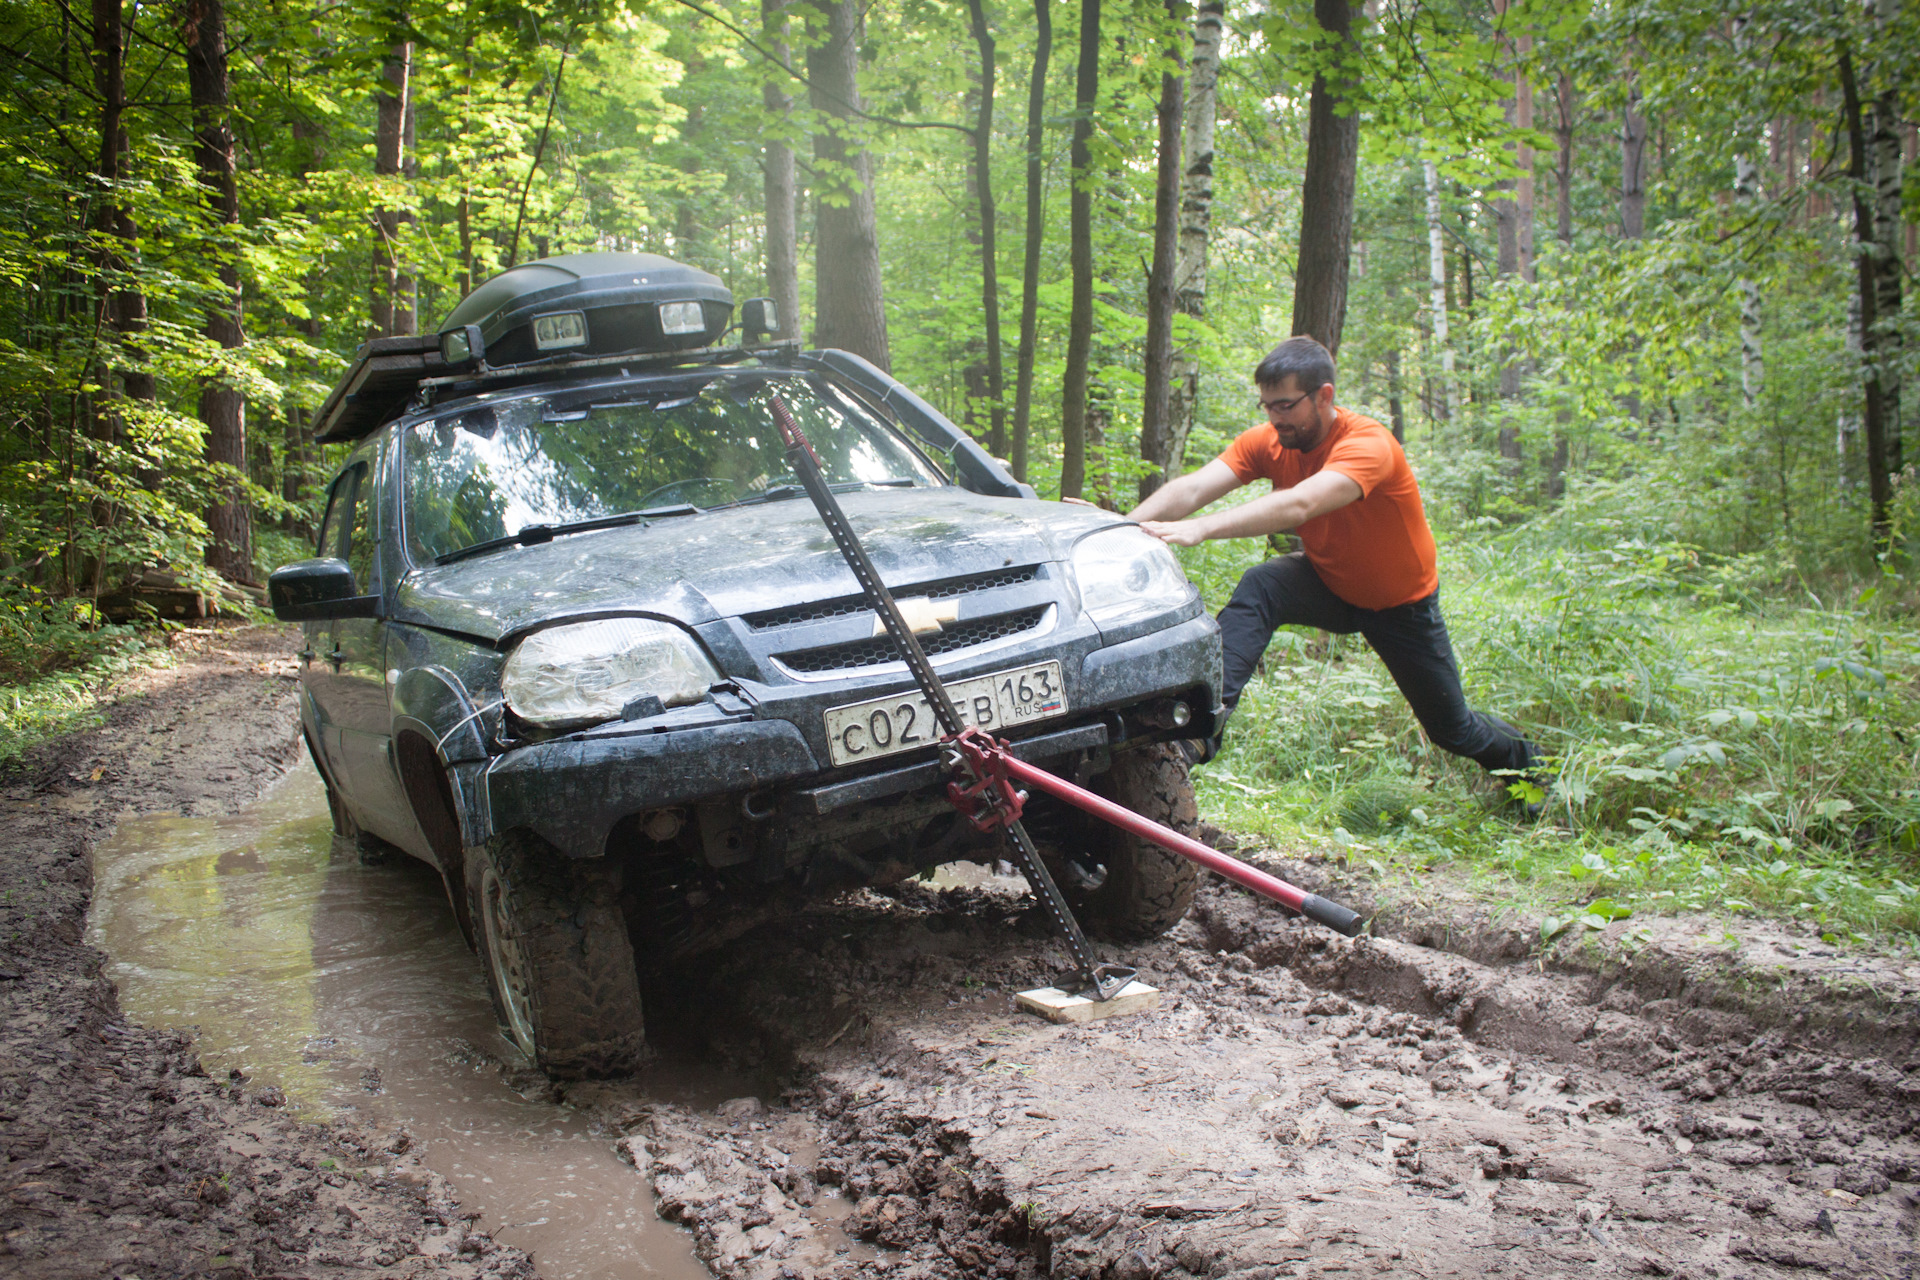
[439,324,486,368]
[741,297,779,344]
[269,558,379,622]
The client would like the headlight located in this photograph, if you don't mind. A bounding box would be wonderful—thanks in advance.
[1071,526,1194,628]
[502,618,720,729]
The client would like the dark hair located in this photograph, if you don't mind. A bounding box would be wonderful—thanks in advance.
[1252,335,1336,394]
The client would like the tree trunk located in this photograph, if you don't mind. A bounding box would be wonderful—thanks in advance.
[1164,0,1221,485]
[762,0,800,340]
[1515,39,1534,284]
[1905,122,1917,278]
[808,0,890,369]
[1424,158,1451,424]
[1555,71,1575,244]
[1138,0,1186,501]
[183,0,252,582]
[1838,43,1892,548]
[1868,0,1903,476]
[674,91,709,268]
[1009,0,1052,482]
[1492,7,1525,461]
[1732,14,1763,413]
[87,0,156,595]
[1385,348,1405,443]
[1290,0,1359,353]
[1620,58,1648,239]
[90,0,155,411]
[966,0,1008,457]
[371,41,416,337]
[1839,286,1863,495]
[1059,0,1101,499]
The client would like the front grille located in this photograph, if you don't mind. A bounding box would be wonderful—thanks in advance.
[775,605,1050,674]
[745,596,869,631]
[744,564,1041,631]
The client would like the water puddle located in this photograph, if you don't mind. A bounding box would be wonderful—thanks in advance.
[87,757,715,1280]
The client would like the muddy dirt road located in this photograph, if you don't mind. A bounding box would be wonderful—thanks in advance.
[615,869,1920,1279]
[0,628,534,1279]
[7,622,1919,1280]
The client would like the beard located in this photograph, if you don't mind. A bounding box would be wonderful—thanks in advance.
[1274,423,1316,451]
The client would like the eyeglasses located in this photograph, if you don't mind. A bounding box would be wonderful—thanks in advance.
[1259,389,1314,415]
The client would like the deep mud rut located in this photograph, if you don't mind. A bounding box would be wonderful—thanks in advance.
[6,623,1918,1280]
[607,864,1920,1280]
[0,626,532,1279]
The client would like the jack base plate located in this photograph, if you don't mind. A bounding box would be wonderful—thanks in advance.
[1015,981,1162,1024]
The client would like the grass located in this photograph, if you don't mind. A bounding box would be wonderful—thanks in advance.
[1174,496,1920,946]
[0,582,170,765]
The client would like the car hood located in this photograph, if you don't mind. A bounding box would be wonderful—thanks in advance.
[393,489,1125,643]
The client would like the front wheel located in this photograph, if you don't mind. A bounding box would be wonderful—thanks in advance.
[1033,743,1200,941]
[465,830,648,1078]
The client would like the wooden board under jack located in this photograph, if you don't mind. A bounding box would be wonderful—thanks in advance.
[1015,981,1161,1024]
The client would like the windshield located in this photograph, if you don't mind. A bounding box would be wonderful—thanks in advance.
[402,373,948,562]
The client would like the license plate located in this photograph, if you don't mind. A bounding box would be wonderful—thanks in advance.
[824,661,1067,767]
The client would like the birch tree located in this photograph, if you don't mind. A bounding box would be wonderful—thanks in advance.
[1165,0,1222,485]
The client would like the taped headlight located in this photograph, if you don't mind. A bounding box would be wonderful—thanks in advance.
[501,618,720,729]
[1071,526,1194,629]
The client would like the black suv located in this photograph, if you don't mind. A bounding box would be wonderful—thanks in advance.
[271,253,1223,1076]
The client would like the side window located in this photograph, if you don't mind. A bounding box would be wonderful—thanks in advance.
[315,466,361,560]
[344,462,377,591]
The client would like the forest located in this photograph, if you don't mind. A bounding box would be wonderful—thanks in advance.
[2,0,1918,936]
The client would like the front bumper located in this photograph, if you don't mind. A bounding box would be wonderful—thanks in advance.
[470,612,1222,858]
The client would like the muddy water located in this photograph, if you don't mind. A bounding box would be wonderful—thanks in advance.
[87,759,713,1280]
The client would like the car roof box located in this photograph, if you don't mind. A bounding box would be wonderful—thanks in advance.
[309,253,737,445]
[441,252,733,367]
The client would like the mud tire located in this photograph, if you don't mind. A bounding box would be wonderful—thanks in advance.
[1059,743,1199,940]
[465,830,648,1078]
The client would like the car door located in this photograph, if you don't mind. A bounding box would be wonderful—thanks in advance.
[323,439,413,841]
[303,463,363,794]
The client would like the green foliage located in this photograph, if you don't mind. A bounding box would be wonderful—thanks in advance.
[0,593,157,764]
[1183,497,1920,941]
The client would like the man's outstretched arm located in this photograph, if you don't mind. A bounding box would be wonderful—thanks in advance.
[1125,459,1244,523]
[1139,468,1361,548]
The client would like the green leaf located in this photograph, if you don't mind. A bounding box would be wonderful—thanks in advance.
[1584,898,1633,921]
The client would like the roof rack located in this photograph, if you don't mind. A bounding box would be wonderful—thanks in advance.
[311,339,801,445]
[314,251,762,445]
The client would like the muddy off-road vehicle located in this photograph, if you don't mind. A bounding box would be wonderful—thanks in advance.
[270,253,1224,1076]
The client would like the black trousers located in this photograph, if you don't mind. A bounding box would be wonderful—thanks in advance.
[1218,553,1535,776]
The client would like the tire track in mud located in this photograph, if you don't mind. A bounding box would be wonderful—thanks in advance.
[609,874,1920,1280]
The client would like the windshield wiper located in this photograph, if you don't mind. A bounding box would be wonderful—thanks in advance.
[713,478,917,512]
[434,504,699,565]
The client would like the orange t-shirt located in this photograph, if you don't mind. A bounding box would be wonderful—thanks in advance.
[1218,407,1438,610]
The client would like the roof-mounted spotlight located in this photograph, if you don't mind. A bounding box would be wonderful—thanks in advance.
[440,323,485,369]
[741,297,779,344]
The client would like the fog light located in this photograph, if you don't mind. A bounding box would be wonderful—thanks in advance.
[532,310,588,350]
[659,300,705,336]
[1135,698,1192,731]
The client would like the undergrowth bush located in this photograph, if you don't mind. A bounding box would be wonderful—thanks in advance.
[1176,492,1920,944]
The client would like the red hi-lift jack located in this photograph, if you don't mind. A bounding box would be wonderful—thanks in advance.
[770,395,1362,1002]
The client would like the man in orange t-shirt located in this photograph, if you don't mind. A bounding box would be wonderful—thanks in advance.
[1126,336,1538,787]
